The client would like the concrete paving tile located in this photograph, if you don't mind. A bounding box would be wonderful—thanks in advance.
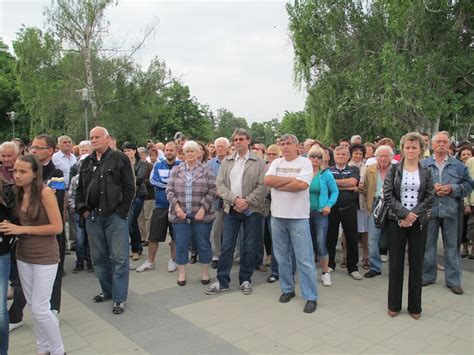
[298,322,338,338]
[196,342,246,354]
[364,344,399,354]
[304,343,345,354]
[335,336,374,353]
[348,324,396,343]
[10,342,37,354]
[442,338,474,354]
[384,334,430,353]
[233,333,287,353]
[449,323,474,342]
[275,331,320,352]
[61,333,90,352]
[72,318,113,337]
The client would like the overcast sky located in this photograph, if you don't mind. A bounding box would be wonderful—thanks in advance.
[0,0,306,123]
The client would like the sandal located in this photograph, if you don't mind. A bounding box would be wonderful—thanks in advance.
[93,293,111,303]
[340,257,346,269]
[362,257,370,270]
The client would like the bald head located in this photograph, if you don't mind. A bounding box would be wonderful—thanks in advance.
[90,126,110,154]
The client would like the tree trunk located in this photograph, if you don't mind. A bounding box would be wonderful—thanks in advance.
[429,118,440,137]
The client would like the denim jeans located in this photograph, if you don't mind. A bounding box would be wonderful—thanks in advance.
[217,209,262,288]
[0,253,10,355]
[86,212,130,302]
[129,197,145,253]
[255,217,266,268]
[423,216,462,287]
[74,212,91,267]
[309,211,329,260]
[368,211,382,273]
[173,222,212,265]
[271,217,318,301]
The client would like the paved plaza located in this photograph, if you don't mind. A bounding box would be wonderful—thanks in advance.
[9,239,474,354]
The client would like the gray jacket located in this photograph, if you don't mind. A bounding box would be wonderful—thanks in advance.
[216,150,268,215]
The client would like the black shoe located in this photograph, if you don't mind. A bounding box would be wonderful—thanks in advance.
[303,300,317,313]
[448,285,464,295]
[177,280,186,286]
[112,302,124,314]
[72,265,84,274]
[422,281,433,287]
[93,293,111,303]
[86,264,94,273]
[65,250,71,255]
[190,255,197,264]
[142,241,148,247]
[364,270,381,278]
[279,291,296,303]
[70,245,76,252]
[211,260,218,269]
[266,274,279,283]
[201,279,210,285]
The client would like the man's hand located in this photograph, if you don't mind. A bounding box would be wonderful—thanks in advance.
[234,197,248,212]
[194,207,205,221]
[464,205,471,215]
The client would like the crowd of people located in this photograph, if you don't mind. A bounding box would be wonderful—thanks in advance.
[0,127,472,354]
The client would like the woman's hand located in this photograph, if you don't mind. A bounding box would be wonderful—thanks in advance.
[464,205,471,215]
[404,212,417,224]
[321,206,331,216]
[194,207,205,221]
[176,210,187,220]
[0,221,25,235]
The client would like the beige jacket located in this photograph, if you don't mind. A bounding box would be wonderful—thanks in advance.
[216,150,268,215]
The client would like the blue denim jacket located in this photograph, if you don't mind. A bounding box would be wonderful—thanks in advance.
[422,156,472,219]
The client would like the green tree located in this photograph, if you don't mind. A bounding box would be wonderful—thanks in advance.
[287,0,472,143]
[214,108,249,138]
[279,111,308,141]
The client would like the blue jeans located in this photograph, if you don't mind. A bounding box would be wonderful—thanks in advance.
[173,222,212,265]
[271,217,318,301]
[368,211,382,273]
[0,253,10,355]
[423,216,462,287]
[129,197,145,253]
[74,212,91,267]
[309,211,329,260]
[86,212,130,302]
[217,209,262,288]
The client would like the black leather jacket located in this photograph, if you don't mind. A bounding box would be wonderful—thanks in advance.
[0,183,15,256]
[76,148,135,219]
[383,160,435,228]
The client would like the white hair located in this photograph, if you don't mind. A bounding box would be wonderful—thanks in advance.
[374,145,394,157]
[78,140,91,147]
[350,135,362,143]
[0,141,19,155]
[214,137,230,147]
[182,140,200,152]
[57,135,72,143]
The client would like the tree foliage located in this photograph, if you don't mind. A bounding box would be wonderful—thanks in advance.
[287,0,473,144]
[279,111,308,141]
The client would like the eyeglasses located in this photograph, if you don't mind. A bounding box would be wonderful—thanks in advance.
[267,153,278,156]
[233,137,246,142]
[279,142,294,147]
[309,154,323,159]
[30,146,50,151]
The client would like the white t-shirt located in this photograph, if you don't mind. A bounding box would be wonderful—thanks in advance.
[265,156,313,219]
[401,170,420,211]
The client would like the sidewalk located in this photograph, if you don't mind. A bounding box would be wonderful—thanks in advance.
[9,243,474,354]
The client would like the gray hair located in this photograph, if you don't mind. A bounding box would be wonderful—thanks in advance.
[432,131,450,143]
[374,145,394,157]
[350,135,362,144]
[57,135,72,143]
[137,147,147,155]
[231,128,251,140]
[333,145,349,154]
[280,134,299,144]
[214,137,230,147]
[182,140,200,152]
[0,141,19,155]
[78,140,91,148]
[90,126,110,137]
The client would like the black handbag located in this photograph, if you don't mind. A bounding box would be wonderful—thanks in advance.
[373,193,389,229]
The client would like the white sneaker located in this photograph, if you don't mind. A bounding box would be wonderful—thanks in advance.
[9,321,23,332]
[350,271,363,280]
[327,267,334,273]
[168,259,177,272]
[381,254,388,262]
[136,260,156,273]
[321,272,332,286]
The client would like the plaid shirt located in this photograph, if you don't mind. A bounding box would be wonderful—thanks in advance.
[166,162,216,223]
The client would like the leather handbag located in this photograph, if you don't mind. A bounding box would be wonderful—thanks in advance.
[373,193,389,229]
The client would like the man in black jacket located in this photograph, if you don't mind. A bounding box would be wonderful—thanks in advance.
[76,127,135,315]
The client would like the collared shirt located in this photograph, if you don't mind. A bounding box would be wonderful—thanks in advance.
[229,150,250,198]
[434,155,448,183]
[53,151,77,187]
[329,164,360,206]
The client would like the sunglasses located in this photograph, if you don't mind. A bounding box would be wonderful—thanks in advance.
[309,154,323,159]
[233,137,246,142]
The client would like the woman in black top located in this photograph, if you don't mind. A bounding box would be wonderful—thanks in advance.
[0,178,15,354]
[383,132,434,319]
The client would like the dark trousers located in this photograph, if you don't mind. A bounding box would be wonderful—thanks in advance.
[51,232,65,312]
[326,203,359,272]
[387,219,427,314]
[217,209,262,288]
[129,197,145,253]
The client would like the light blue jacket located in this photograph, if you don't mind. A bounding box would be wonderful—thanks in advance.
[422,156,472,218]
[310,168,339,212]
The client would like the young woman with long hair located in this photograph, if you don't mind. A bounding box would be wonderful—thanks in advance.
[0,155,64,354]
